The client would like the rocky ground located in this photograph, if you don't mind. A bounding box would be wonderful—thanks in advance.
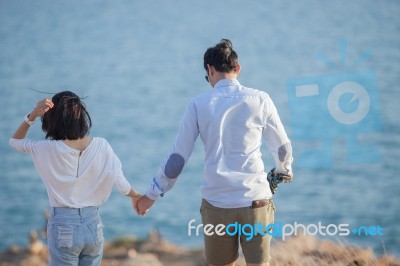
[0,228,399,266]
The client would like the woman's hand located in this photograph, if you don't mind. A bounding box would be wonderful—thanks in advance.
[126,189,142,215]
[11,98,54,140]
[29,98,54,120]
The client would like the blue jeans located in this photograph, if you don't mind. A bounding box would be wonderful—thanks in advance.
[47,207,104,266]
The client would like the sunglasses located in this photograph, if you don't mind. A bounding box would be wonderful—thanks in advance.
[205,75,209,82]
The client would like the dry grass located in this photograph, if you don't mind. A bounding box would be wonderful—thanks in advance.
[269,235,399,266]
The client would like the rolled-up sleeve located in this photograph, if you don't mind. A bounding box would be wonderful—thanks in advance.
[262,97,293,174]
[146,101,199,200]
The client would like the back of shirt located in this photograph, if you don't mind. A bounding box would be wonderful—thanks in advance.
[194,79,289,207]
[9,137,131,207]
[196,82,267,176]
[146,78,293,208]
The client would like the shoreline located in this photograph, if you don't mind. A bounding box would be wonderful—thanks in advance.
[0,228,399,266]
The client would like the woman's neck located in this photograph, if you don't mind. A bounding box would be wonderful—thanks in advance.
[62,136,92,151]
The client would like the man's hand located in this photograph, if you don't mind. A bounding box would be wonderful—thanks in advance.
[137,195,155,216]
[267,168,293,194]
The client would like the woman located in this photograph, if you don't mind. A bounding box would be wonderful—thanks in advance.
[9,91,140,265]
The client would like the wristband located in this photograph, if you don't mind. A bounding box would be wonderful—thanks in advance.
[24,113,35,126]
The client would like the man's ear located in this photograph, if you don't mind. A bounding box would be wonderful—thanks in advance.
[235,65,241,75]
[207,64,215,77]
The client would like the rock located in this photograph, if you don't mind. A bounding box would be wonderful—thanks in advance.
[1,227,399,266]
[138,228,186,256]
[7,245,22,255]
[121,253,162,266]
[127,249,137,258]
[27,230,45,256]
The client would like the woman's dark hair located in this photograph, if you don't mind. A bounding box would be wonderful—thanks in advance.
[203,39,239,73]
[41,91,92,140]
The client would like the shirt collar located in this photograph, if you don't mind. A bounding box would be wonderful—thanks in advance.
[213,78,240,89]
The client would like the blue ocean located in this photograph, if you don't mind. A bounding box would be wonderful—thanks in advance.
[0,0,399,257]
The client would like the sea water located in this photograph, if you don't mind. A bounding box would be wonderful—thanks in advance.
[0,0,399,256]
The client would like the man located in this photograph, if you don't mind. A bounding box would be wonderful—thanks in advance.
[137,39,293,266]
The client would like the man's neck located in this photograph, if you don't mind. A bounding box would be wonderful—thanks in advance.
[212,72,237,87]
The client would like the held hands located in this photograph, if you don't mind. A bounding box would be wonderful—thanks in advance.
[136,195,155,216]
[127,189,155,216]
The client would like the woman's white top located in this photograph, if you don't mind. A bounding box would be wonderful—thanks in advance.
[9,137,131,208]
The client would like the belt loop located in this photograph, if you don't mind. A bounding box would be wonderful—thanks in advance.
[79,208,83,216]
[51,207,55,217]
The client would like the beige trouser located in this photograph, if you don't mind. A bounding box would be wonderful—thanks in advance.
[201,199,275,265]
